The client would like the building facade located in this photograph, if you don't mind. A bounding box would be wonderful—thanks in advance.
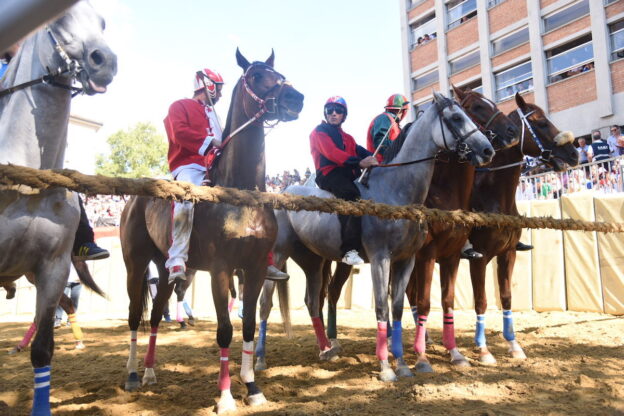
[399,0,624,138]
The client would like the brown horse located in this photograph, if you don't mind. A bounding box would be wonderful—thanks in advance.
[466,93,577,364]
[120,48,303,414]
[405,85,520,372]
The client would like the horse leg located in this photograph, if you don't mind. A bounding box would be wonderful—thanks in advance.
[370,255,396,382]
[240,263,269,407]
[390,257,415,378]
[439,256,470,367]
[211,264,237,414]
[255,279,276,371]
[30,261,70,416]
[142,266,175,386]
[326,262,352,353]
[413,257,435,373]
[497,250,526,359]
[469,256,496,365]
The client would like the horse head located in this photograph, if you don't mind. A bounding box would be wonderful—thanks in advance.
[235,48,304,123]
[452,84,519,150]
[432,91,494,167]
[47,1,117,95]
[511,93,578,172]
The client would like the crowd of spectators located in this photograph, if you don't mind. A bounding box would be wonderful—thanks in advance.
[265,167,312,193]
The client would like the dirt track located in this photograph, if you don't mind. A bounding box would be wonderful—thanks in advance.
[0,310,622,416]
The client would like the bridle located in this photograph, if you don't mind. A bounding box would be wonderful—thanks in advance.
[0,26,84,99]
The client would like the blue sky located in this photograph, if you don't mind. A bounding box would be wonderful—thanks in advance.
[71,0,405,176]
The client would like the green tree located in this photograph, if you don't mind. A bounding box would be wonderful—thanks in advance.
[96,122,168,178]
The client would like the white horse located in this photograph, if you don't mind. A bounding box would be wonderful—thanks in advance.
[0,2,116,414]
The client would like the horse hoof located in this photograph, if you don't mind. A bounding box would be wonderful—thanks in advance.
[245,392,267,407]
[125,372,141,391]
[255,357,267,371]
[217,395,237,414]
[395,365,414,378]
[479,353,497,365]
[75,341,85,350]
[319,347,340,361]
[414,361,434,373]
[510,349,527,359]
[142,368,157,386]
[378,368,398,382]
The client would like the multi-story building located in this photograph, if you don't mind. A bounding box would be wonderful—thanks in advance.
[399,0,624,139]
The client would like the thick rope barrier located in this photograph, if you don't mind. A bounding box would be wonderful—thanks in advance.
[1,163,623,233]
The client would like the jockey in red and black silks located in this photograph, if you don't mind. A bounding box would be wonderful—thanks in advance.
[366,94,410,162]
[309,96,377,266]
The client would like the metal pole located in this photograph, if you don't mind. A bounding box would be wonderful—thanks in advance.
[0,0,79,53]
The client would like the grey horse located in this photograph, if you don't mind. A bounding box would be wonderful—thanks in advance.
[265,92,494,382]
[0,2,116,414]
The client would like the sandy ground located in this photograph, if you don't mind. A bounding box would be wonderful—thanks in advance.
[0,309,623,416]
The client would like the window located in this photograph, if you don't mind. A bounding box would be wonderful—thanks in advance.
[414,100,434,119]
[494,61,533,101]
[410,13,437,48]
[413,70,439,91]
[546,34,593,83]
[449,50,480,75]
[488,0,508,7]
[609,20,624,61]
[492,27,529,56]
[543,0,589,33]
[447,0,477,30]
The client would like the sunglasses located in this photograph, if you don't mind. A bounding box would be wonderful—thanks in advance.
[325,105,345,115]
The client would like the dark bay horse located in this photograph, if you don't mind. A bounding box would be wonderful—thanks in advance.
[405,86,520,372]
[0,2,116,414]
[120,49,303,413]
[467,93,578,364]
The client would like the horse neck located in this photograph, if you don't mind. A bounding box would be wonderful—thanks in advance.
[214,93,266,190]
[0,32,73,169]
[367,109,440,205]
[426,155,475,210]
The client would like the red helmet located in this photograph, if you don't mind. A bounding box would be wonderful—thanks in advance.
[194,68,224,98]
[385,94,409,110]
[324,96,348,116]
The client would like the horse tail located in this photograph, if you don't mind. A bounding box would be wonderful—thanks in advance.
[277,263,292,339]
[71,258,105,297]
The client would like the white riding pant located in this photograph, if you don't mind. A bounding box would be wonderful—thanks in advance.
[165,167,205,270]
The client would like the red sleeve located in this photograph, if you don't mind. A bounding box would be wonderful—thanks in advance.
[167,101,210,155]
[311,130,354,166]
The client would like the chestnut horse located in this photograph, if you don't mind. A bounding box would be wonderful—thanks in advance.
[119,49,303,414]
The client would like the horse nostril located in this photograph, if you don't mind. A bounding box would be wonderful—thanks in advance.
[89,49,104,66]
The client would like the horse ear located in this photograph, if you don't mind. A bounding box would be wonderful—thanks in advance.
[515,92,528,111]
[265,49,275,67]
[451,84,464,101]
[236,47,250,71]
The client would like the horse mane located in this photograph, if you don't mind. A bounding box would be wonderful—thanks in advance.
[382,121,413,163]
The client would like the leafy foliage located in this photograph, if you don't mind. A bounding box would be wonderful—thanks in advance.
[96,122,168,178]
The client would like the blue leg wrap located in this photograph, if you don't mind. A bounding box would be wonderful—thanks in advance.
[502,310,515,341]
[391,320,403,359]
[32,366,51,416]
[255,320,267,358]
[475,314,486,348]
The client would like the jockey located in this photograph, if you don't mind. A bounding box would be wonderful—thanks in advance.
[164,69,288,283]
[309,96,378,265]
[164,68,225,283]
[366,94,410,162]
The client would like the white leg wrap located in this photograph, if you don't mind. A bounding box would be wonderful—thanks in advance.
[241,340,254,383]
[127,330,138,374]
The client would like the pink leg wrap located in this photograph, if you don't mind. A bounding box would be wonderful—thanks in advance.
[442,313,457,350]
[228,297,235,313]
[376,321,388,361]
[311,316,331,351]
[144,327,158,368]
[218,348,231,391]
[19,322,37,349]
[414,315,428,354]
[176,302,184,322]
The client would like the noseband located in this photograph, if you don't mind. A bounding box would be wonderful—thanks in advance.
[436,97,479,161]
